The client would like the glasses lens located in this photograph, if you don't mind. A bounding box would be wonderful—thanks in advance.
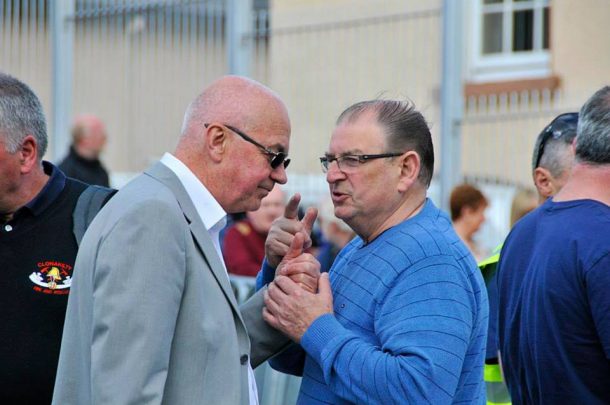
[270,153,289,169]
[550,113,578,139]
[534,112,578,169]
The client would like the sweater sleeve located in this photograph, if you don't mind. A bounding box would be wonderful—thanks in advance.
[300,256,477,404]
[255,259,276,291]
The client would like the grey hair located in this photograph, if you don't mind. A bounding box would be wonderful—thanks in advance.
[575,86,610,164]
[531,113,578,178]
[336,99,434,187]
[0,72,47,159]
[538,140,574,178]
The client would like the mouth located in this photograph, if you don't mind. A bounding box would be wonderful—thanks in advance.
[331,190,349,203]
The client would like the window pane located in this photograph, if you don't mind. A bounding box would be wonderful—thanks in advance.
[483,13,503,54]
[543,6,549,49]
[513,9,533,51]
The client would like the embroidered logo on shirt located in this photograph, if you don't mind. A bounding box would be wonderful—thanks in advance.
[236,222,252,236]
[29,261,73,295]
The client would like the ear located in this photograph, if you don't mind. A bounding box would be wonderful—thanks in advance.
[204,124,228,164]
[19,135,40,175]
[533,167,554,199]
[397,151,420,192]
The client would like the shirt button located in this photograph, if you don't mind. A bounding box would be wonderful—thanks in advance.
[240,354,248,365]
[4,225,12,232]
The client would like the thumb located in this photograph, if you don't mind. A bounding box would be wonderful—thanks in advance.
[300,207,318,236]
[284,193,301,219]
[317,272,332,297]
[284,232,305,260]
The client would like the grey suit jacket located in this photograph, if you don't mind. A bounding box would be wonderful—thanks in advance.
[53,162,289,404]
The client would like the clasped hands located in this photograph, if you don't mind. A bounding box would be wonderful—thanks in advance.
[263,194,333,342]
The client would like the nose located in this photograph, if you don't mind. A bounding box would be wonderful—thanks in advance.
[326,161,345,184]
[271,164,288,184]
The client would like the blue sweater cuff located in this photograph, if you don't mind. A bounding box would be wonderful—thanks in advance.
[300,313,344,365]
[255,259,276,291]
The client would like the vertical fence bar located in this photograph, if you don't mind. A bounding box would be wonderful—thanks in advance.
[51,0,75,161]
[227,0,252,75]
[439,0,464,211]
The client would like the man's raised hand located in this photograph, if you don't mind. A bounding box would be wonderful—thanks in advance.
[265,193,318,268]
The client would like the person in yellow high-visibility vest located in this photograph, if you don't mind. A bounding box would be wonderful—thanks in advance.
[479,112,578,405]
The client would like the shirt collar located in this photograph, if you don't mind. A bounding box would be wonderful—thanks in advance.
[24,161,66,216]
[160,153,227,232]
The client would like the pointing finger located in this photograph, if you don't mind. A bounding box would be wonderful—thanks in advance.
[284,232,305,261]
[284,193,301,219]
[300,207,318,236]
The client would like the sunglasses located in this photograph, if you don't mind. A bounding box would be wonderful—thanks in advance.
[204,123,290,169]
[533,112,578,169]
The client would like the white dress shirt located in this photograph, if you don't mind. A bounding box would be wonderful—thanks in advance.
[161,153,259,405]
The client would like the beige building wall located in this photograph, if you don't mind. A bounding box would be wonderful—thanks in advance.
[269,0,443,175]
[0,6,229,179]
[0,13,53,157]
[2,0,608,189]
[552,0,610,101]
[72,25,227,173]
[461,0,610,187]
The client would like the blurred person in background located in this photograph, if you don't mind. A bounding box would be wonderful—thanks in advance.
[315,197,354,273]
[496,86,610,403]
[479,112,578,405]
[450,183,489,261]
[223,184,285,277]
[58,114,110,187]
[509,187,538,228]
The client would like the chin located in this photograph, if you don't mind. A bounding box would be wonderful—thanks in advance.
[333,206,352,222]
[245,199,263,212]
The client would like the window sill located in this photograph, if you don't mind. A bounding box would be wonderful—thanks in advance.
[464,76,560,97]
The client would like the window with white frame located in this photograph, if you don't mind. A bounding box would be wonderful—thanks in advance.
[469,0,550,83]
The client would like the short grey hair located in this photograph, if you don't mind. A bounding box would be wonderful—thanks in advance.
[337,99,434,187]
[0,72,48,159]
[575,86,610,165]
[531,113,578,178]
[538,140,574,178]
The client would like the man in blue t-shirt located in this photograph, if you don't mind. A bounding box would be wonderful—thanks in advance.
[259,100,488,404]
[480,111,578,405]
[496,86,610,404]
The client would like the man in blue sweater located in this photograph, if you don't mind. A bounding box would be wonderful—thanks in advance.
[260,99,488,404]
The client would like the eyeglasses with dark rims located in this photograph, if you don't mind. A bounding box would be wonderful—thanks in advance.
[319,153,404,173]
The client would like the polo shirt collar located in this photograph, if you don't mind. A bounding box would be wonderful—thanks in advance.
[24,161,66,216]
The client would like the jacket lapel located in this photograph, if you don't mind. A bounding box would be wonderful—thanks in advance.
[144,162,243,322]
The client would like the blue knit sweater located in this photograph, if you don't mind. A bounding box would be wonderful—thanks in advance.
[259,199,488,404]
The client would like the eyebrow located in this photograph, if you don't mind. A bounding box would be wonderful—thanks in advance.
[324,150,364,157]
[268,143,287,153]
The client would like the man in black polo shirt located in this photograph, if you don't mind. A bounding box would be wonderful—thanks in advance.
[58,114,110,187]
[0,73,90,404]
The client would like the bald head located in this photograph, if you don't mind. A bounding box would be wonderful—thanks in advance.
[175,75,291,214]
[181,76,290,138]
[71,114,107,160]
